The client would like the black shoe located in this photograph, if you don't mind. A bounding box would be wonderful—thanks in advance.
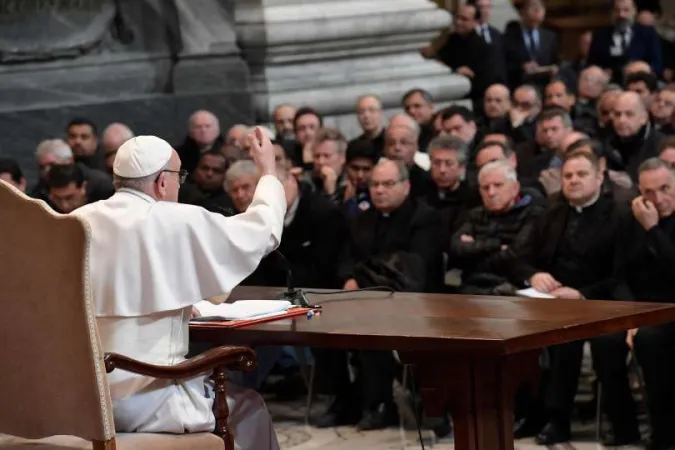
[601,430,641,447]
[513,417,545,439]
[646,439,675,450]
[357,406,389,431]
[535,421,571,446]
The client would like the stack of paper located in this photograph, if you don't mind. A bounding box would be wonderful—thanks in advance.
[192,300,293,321]
[516,288,556,299]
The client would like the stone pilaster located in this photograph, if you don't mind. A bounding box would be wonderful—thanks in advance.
[234,0,470,136]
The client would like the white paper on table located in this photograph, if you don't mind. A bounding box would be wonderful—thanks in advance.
[516,288,556,299]
[192,299,293,321]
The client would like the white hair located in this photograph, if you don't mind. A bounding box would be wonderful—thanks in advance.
[478,160,518,184]
[388,113,420,139]
[35,139,73,162]
[225,160,259,188]
[102,122,134,141]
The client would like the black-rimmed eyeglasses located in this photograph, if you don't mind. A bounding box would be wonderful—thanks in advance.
[158,169,188,184]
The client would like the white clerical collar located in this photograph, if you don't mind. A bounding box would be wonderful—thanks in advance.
[284,195,300,227]
[570,191,601,213]
[117,188,157,204]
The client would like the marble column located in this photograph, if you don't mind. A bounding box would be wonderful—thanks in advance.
[490,0,519,31]
[235,0,471,137]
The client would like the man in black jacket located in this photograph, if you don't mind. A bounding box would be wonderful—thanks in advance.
[510,150,633,445]
[314,159,441,431]
[607,91,665,182]
[243,165,346,289]
[450,160,543,294]
[626,158,675,449]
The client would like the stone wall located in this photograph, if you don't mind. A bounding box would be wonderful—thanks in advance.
[0,0,253,182]
[0,0,472,182]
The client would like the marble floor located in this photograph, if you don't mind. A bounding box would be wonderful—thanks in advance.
[268,395,645,450]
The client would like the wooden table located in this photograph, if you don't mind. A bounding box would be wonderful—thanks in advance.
[191,286,675,450]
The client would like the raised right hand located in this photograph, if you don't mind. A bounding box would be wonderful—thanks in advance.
[248,127,276,176]
[529,272,561,293]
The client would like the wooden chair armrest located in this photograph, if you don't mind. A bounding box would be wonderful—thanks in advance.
[104,346,257,379]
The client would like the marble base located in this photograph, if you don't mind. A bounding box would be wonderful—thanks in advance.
[1,91,253,184]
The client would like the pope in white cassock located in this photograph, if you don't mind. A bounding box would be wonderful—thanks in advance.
[72,128,285,449]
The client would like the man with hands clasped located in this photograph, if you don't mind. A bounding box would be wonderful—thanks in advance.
[510,151,632,445]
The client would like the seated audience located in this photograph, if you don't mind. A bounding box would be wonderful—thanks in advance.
[423,135,470,238]
[593,158,675,450]
[225,160,259,213]
[607,91,665,182]
[402,88,436,151]
[31,139,114,207]
[45,164,92,214]
[66,118,105,171]
[343,139,378,215]
[0,158,26,192]
[650,87,675,131]
[272,104,296,142]
[625,71,659,107]
[450,160,543,294]
[383,119,432,196]
[480,83,513,133]
[292,107,323,168]
[101,122,134,174]
[302,127,348,204]
[567,138,638,203]
[176,110,224,174]
[510,84,543,143]
[351,95,386,158]
[179,150,234,215]
[511,151,632,445]
[314,160,441,430]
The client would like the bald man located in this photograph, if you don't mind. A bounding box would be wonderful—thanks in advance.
[226,124,249,148]
[177,110,224,173]
[350,95,385,158]
[481,84,513,134]
[272,104,296,142]
[608,91,665,182]
[102,123,134,174]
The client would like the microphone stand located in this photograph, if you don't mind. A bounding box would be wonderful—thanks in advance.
[274,250,312,308]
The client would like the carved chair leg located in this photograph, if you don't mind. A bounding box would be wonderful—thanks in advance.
[211,366,234,450]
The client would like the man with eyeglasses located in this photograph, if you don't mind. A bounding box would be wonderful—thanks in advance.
[323,159,441,431]
[72,130,285,449]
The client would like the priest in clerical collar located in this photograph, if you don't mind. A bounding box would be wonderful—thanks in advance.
[73,130,285,449]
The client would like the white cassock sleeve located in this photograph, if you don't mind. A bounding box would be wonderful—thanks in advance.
[78,174,287,317]
[177,174,286,300]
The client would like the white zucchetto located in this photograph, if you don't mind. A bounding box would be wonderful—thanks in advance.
[113,136,173,178]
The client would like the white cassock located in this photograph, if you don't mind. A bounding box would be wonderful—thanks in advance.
[73,174,286,450]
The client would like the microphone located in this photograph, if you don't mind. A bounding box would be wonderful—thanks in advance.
[273,250,312,308]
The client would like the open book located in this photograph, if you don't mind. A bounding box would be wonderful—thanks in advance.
[192,299,293,321]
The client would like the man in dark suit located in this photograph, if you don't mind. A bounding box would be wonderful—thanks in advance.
[243,165,346,289]
[510,150,633,445]
[503,0,559,90]
[470,0,508,84]
[314,159,441,430]
[436,2,504,114]
[587,0,662,84]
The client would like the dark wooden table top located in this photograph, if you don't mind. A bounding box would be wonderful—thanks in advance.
[190,286,675,355]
